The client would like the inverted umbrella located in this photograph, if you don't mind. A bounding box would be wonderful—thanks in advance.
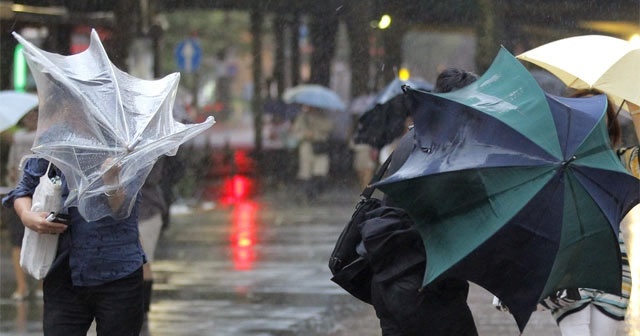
[354,78,432,149]
[0,91,39,132]
[517,35,640,109]
[14,29,215,221]
[375,48,639,331]
[283,84,346,111]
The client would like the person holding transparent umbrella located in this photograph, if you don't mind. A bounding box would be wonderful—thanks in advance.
[3,156,146,335]
[3,107,42,301]
[2,28,214,336]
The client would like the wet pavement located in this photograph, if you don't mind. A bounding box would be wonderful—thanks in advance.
[0,181,637,335]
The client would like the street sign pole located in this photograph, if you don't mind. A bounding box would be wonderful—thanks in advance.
[175,37,203,115]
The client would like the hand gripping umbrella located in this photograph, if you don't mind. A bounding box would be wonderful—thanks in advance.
[517,35,640,109]
[13,29,215,221]
[374,48,639,331]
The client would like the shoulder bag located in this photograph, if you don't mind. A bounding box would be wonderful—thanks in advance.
[328,155,392,303]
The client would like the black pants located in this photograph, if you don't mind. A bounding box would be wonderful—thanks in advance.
[43,259,144,336]
[371,266,478,336]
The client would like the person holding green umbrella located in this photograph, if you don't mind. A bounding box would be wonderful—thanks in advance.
[517,35,640,335]
[373,48,639,333]
[540,89,633,336]
[360,68,480,336]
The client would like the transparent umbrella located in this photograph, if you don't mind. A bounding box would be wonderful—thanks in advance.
[14,29,215,221]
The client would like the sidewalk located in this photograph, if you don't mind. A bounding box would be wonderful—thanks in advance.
[0,182,635,335]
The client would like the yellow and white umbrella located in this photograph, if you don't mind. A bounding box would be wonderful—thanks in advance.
[517,35,640,108]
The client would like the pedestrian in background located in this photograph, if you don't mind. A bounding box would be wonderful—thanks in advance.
[291,105,334,201]
[138,157,168,333]
[348,94,378,189]
[541,89,631,336]
[3,107,42,300]
[350,141,377,189]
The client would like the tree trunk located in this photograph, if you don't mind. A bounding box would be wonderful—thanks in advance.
[475,0,506,73]
[344,1,373,97]
[309,14,339,86]
[250,6,264,154]
[273,15,286,97]
[380,20,407,86]
[289,12,301,87]
[109,0,139,71]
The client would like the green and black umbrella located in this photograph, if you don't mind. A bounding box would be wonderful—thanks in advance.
[375,48,639,331]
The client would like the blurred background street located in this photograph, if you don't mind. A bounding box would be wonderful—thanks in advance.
[1,3,640,334]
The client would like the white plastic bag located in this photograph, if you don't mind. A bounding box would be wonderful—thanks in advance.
[20,162,63,280]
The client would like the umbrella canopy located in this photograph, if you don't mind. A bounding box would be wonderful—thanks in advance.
[0,91,39,133]
[353,78,433,149]
[283,84,346,111]
[517,35,640,109]
[14,29,215,221]
[374,48,639,331]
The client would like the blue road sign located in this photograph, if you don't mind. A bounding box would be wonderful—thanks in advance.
[175,38,202,73]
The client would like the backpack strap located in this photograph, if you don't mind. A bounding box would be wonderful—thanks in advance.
[361,154,393,199]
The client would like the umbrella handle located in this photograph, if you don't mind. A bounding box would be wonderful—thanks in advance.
[127,137,142,152]
[362,153,393,198]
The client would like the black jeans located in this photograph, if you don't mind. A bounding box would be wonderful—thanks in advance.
[371,266,478,336]
[43,259,144,336]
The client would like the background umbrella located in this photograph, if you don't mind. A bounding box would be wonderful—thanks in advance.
[375,48,639,331]
[14,29,215,221]
[517,35,640,109]
[283,84,346,111]
[0,91,39,133]
[354,78,433,149]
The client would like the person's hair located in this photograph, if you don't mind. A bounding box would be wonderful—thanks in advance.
[568,89,621,147]
[433,68,478,93]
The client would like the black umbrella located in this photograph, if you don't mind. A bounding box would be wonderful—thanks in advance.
[354,78,432,149]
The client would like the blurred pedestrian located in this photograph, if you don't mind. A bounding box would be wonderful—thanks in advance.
[138,157,168,333]
[3,107,42,300]
[361,68,479,336]
[263,109,295,187]
[350,141,377,189]
[159,105,192,230]
[291,105,334,201]
[618,101,640,178]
